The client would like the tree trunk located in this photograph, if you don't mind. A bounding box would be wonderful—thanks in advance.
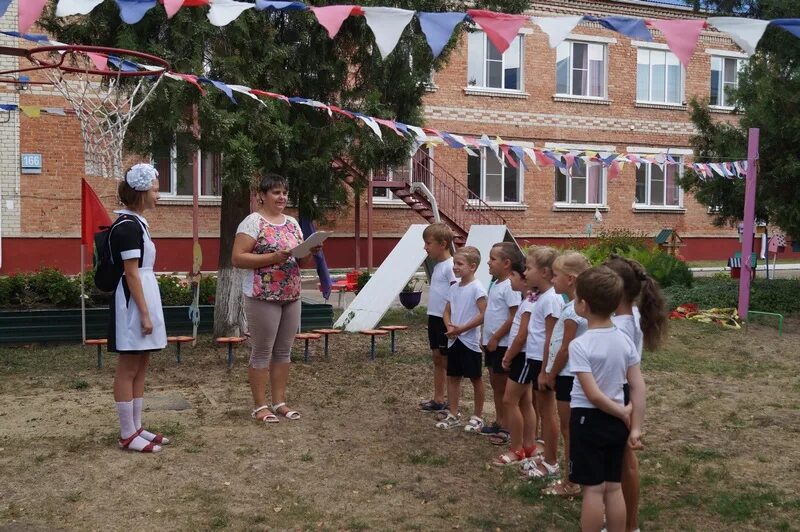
[213,183,252,337]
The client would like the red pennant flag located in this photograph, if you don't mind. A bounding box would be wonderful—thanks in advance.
[499,144,519,169]
[81,179,112,249]
[467,9,528,54]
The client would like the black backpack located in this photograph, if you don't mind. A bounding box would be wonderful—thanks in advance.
[93,215,144,292]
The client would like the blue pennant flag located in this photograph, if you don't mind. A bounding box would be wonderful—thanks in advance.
[255,1,307,10]
[394,121,410,135]
[510,146,528,170]
[441,132,465,149]
[115,0,157,24]
[418,12,467,58]
[584,16,652,41]
[298,218,333,301]
[770,19,800,39]
[1,103,18,111]
[0,0,11,18]
[107,55,142,72]
[0,31,51,43]
[199,78,237,104]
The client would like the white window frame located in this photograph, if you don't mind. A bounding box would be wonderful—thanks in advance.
[555,40,608,100]
[372,146,434,204]
[467,148,524,206]
[152,141,222,200]
[708,50,746,109]
[629,147,690,211]
[634,42,685,106]
[466,31,525,93]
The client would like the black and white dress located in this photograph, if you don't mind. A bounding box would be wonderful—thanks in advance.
[107,210,167,353]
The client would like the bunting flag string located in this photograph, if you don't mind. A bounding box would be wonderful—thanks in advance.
[3,0,799,63]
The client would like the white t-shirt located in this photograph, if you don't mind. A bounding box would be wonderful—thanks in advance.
[612,306,643,356]
[445,279,487,353]
[427,257,457,317]
[547,300,588,376]
[508,298,535,352]
[482,279,522,347]
[525,287,563,361]
[569,327,640,409]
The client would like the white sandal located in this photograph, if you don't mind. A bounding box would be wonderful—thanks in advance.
[252,405,279,424]
[521,459,561,480]
[463,415,485,433]
[271,402,301,420]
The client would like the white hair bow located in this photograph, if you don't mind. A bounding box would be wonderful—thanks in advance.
[125,163,158,191]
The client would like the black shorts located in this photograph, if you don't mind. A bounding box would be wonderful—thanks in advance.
[555,376,574,402]
[623,382,630,405]
[427,315,448,352]
[529,359,544,391]
[483,345,508,374]
[569,408,630,486]
[446,339,482,379]
[508,354,534,384]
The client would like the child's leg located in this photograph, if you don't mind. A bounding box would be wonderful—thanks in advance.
[622,447,640,532]
[604,481,627,532]
[447,376,462,414]
[489,369,507,427]
[470,377,485,418]
[519,386,537,451]
[432,348,447,404]
[581,484,608,532]
[531,391,541,441]
[557,400,572,473]
[535,390,559,466]
[503,381,526,451]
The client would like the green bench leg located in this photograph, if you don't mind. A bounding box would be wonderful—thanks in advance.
[97,345,103,370]
[747,311,784,336]
[176,343,182,364]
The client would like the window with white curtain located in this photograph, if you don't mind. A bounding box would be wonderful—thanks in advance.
[556,41,607,98]
[467,149,522,203]
[636,48,683,104]
[635,158,683,207]
[554,158,606,206]
[467,32,523,91]
[710,56,743,107]
[153,134,221,197]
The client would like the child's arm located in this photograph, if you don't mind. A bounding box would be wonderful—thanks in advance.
[538,314,558,391]
[576,372,630,422]
[455,296,487,335]
[548,319,577,381]
[502,312,530,370]
[626,364,647,449]
[487,305,518,352]
[123,259,153,335]
[443,302,457,338]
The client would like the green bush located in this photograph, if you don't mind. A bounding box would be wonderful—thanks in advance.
[579,242,692,289]
[157,275,192,306]
[664,277,800,313]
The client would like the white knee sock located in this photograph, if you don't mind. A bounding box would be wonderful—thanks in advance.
[116,400,136,439]
[132,397,143,430]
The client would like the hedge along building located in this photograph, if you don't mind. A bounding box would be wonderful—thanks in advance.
[0,1,795,275]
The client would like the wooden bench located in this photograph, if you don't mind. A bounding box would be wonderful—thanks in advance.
[295,333,321,362]
[359,329,389,361]
[167,336,194,363]
[379,325,409,354]
[85,338,108,369]
[312,328,341,358]
[216,337,246,368]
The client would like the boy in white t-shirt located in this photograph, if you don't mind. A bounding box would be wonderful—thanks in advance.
[419,223,457,414]
[436,246,487,430]
[569,266,646,532]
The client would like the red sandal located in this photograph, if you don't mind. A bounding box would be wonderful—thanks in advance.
[118,432,161,453]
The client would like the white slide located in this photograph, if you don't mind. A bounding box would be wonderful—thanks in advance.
[334,224,428,332]
[465,225,519,289]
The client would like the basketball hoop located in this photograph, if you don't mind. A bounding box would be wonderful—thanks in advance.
[7,44,170,179]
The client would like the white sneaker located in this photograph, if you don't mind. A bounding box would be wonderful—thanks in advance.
[435,412,462,429]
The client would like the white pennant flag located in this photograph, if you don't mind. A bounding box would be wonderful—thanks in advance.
[56,0,104,16]
[406,125,427,141]
[356,115,383,141]
[208,0,254,27]
[362,7,415,59]
[531,16,583,48]
[708,17,769,56]
[229,85,262,103]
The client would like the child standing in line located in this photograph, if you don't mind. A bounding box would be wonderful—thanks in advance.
[493,263,536,465]
[436,246,487,430]
[479,243,524,441]
[605,256,666,532]
[542,252,592,496]
[521,247,564,480]
[419,223,457,414]
[568,266,646,532]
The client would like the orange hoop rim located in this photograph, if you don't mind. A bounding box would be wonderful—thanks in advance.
[27,44,170,78]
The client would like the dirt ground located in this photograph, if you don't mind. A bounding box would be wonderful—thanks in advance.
[1,314,799,531]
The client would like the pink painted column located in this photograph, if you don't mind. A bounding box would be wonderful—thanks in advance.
[738,128,759,320]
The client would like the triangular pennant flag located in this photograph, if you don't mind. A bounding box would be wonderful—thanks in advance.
[500,145,519,169]
[163,0,184,18]
[375,119,404,137]
[563,152,576,175]
[85,52,109,71]
[362,7,415,59]
[199,77,237,103]
[522,147,538,168]
[328,105,354,117]
[0,103,17,111]
[407,125,427,141]
[81,179,112,248]
[255,1,307,10]
[708,17,769,56]
[440,132,466,148]
[0,0,12,18]
[42,107,67,116]
[353,113,383,140]
[311,5,356,39]
[510,145,528,170]
[531,15,583,48]
[467,9,528,54]
[229,84,262,103]
[609,160,621,180]
[20,106,42,118]
[393,121,409,136]
[114,0,157,25]
[56,0,105,17]
[646,18,705,67]
[251,89,290,103]
[769,19,800,39]
[165,72,206,94]
[207,0,254,27]
[418,12,467,58]
[584,16,652,41]
[19,0,48,32]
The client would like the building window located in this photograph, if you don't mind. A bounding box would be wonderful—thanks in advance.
[636,48,683,104]
[373,148,432,200]
[153,135,221,197]
[467,32,523,91]
[635,159,683,208]
[710,56,743,107]
[556,41,607,98]
[467,149,522,203]
[554,158,606,206]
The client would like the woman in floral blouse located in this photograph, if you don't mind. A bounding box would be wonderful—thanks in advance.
[232,173,321,424]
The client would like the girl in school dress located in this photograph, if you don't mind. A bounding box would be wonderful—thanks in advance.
[109,163,169,453]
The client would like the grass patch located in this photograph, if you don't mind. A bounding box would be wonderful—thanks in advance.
[300,452,313,462]
[379,306,427,327]
[149,421,187,439]
[682,445,724,461]
[408,450,448,467]
[712,490,782,522]
[69,379,89,390]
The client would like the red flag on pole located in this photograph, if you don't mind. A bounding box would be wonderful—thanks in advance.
[81,178,111,248]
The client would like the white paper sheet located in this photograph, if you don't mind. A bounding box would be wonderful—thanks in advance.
[291,231,332,258]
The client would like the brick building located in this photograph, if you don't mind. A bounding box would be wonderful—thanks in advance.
[0,0,792,275]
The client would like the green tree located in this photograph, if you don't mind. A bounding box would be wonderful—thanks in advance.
[680,0,800,240]
[39,0,531,334]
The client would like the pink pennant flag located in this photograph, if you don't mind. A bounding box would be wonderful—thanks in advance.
[163,0,184,18]
[329,105,354,118]
[563,152,576,175]
[500,145,519,169]
[20,0,48,33]
[85,52,109,71]
[374,118,404,137]
[168,72,207,95]
[646,18,706,67]
[467,9,528,54]
[535,150,554,167]
[250,89,289,103]
[311,5,357,39]
[609,160,621,181]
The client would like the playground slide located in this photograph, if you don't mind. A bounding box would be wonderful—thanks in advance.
[334,224,428,332]
[465,225,519,289]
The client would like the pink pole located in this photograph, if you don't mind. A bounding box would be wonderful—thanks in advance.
[738,128,759,321]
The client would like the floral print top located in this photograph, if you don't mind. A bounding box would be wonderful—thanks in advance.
[236,213,304,301]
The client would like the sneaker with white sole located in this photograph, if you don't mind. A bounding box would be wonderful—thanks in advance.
[435,412,462,429]
[463,415,485,433]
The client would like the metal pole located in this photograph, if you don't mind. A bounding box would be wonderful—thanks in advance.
[738,128,759,321]
[80,244,86,344]
[354,189,361,270]
[367,180,373,273]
